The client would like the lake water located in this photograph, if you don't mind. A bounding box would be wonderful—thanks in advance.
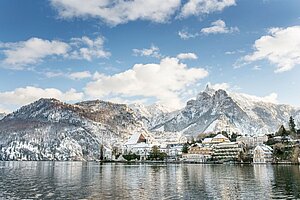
[0,162,299,199]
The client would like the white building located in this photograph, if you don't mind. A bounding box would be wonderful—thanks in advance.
[237,135,268,148]
[213,142,244,161]
[253,144,273,164]
[182,154,208,162]
[123,133,151,160]
[202,134,230,146]
[182,144,213,162]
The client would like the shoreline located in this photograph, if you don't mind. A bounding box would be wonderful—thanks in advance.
[1,160,298,165]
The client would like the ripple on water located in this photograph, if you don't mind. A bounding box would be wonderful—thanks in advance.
[0,162,300,199]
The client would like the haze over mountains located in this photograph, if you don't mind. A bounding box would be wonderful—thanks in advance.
[0,86,299,161]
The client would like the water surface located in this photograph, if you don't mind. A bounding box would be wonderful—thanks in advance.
[0,162,299,199]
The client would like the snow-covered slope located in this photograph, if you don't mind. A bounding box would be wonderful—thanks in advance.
[129,103,178,130]
[0,113,6,120]
[149,86,300,136]
[0,86,299,161]
[0,99,147,161]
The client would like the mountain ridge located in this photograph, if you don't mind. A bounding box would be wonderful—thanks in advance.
[0,87,299,160]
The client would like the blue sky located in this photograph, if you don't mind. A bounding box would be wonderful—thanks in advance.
[0,0,300,112]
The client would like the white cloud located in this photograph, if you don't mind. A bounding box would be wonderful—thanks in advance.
[0,86,84,110]
[207,82,230,91]
[0,36,110,69]
[178,30,199,40]
[132,45,161,58]
[85,57,208,109]
[0,38,69,70]
[51,0,181,26]
[180,0,236,18]
[68,71,92,80]
[242,26,300,73]
[252,65,262,71]
[261,93,278,104]
[69,36,110,60]
[177,53,198,60]
[201,20,239,34]
[0,107,10,114]
[225,49,244,55]
[44,71,65,78]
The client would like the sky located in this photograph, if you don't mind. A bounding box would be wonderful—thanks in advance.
[0,0,300,112]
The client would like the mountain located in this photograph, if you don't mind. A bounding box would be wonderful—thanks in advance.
[0,86,299,161]
[0,113,6,120]
[129,103,177,130]
[147,85,300,136]
[0,99,147,161]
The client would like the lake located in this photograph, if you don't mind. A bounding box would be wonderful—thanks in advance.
[0,162,299,199]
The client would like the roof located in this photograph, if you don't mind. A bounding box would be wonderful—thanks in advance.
[203,138,213,143]
[255,144,272,153]
[124,133,145,145]
[213,134,229,140]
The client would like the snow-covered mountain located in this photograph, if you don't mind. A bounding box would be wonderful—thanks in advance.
[129,103,177,130]
[148,85,300,136]
[0,86,299,161]
[0,113,6,120]
[0,98,147,161]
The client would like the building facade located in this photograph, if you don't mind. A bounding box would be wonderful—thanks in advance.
[213,142,244,161]
[253,144,273,164]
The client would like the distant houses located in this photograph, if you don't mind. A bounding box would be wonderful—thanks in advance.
[236,135,268,148]
[117,121,299,164]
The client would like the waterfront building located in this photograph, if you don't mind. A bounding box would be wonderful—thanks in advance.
[203,134,230,146]
[123,133,151,160]
[253,144,273,164]
[213,142,244,161]
[237,135,268,147]
[182,144,213,162]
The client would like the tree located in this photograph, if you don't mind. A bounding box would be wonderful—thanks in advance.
[291,146,300,164]
[100,144,104,160]
[151,145,160,158]
[230,132,238,142]
[220,131,229,138]
[289,116,296,133]
[276,125,289,137]
[149,146,166,161]
[182,143,189,154]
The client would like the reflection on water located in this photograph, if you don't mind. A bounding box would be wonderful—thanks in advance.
[0,162,299,199]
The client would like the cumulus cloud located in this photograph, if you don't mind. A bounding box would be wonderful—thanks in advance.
[44,71,65,78]
[241,26,300,73]
[50,0,181,26]
[132,45,161,58]
[180,0,236,18]
[178,30,199,40]
[207,82,230,91]
[261,93,278,104]
[0,86,84,110]
[85,57,208,109]
[69,36,110,60]
[0,38,69,70]
[201,20,239,35]
[68,71,92,80]
[0,36,110,69]
[177,53,198,60]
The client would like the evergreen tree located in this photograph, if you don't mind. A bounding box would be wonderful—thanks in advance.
[289,116,296,133]
[276,125,288,137]
[182,143,189,153]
